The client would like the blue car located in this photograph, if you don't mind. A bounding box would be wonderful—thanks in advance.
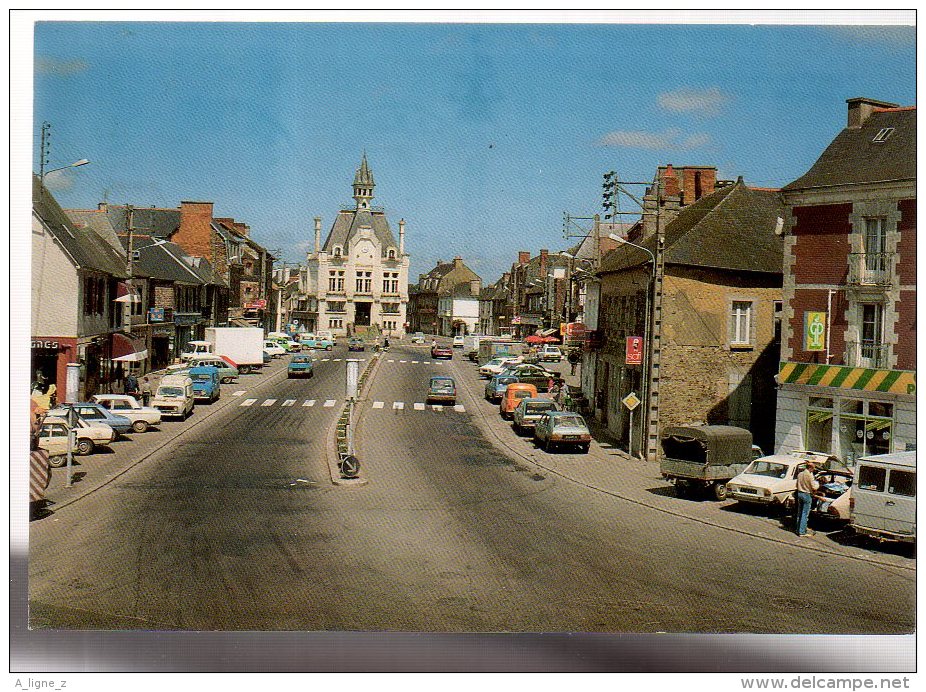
[288,354,315,378]
[47,402,133,436]
[189,366,221,403]
[484,374,518,403]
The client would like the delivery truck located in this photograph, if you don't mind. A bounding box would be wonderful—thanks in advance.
[182,327,265,374]
[477,339,522,367]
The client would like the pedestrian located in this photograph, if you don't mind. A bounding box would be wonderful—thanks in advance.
[794,460,820,537]
[141,377,153,407]
[558,381,570,409]
[125,372,140,399]
[568,349,580,376]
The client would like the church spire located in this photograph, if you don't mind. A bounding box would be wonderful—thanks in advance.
[353,152,376,210]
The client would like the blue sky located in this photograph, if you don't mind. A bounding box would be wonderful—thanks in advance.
[32,20,915,283]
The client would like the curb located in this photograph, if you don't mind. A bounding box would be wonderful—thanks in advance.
[323,352,383,487]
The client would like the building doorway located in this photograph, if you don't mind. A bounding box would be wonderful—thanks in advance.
[354,301,372,326]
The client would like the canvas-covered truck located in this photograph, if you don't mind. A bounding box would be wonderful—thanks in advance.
[182,327,265,374]
[477,339,521,367]
[660,425,762,501]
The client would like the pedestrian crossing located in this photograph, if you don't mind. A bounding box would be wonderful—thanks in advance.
[235,396,466,413]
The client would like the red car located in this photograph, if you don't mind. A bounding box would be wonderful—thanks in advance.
[431,344,453,359]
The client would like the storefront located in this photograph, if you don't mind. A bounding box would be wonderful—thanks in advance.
[776,362,916,465]
[30,337,77,407]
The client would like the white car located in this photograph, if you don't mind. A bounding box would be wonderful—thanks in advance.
[539,345,563,362]
[479,356,522,377]
[92,394,162,433]
[452,335,465,348]
[39,415,116,460]
[726,450,842,508]
[263,340,287,358]
[411,332,426,343]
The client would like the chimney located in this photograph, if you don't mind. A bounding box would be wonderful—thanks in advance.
[847,97,899,128]
[399,218,406,255]
[663,164,680,198]
[97,202,108,211]
[176,201,215,259]
[232,222,249,238]
[679,166,716,204]
[540,248,548,274]
[453,256,463,267]
[518,251,531,265]
[314,217,321,254]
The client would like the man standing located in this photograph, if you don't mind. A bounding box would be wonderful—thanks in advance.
[794,461,820,537]
[140,376,153,407]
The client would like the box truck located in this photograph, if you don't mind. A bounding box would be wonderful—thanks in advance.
[182,327,265,374]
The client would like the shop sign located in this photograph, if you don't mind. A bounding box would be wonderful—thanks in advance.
[148,307,165,323]
[804,311,827,351]
[625,336,643,365]
[31,339,59,349]
[245,299,267,310]
[566,322,587,340]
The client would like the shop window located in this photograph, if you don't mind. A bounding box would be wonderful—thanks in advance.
[888,470,916,497]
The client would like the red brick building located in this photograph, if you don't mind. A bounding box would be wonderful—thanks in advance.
[776,97,916,462]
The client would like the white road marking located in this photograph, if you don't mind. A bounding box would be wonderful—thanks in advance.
[262,399,276,407]
[233,390,247,397]
[399,360,407,363]
[411,360,419,364]
[321,358,331,362]
[323,399,336,407]
[387,359,395,363]
[282,399,296,407]
[454,405,465,412]
[432,405,444,411]
[302,400,316,407]
[393,401,404,410]
[413,403,425,411]
[241,398,257,407]
[333,358,342,362]
[372,401,385,409]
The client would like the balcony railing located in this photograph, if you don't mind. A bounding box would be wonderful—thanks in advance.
[845,341,891,369]
[848,253,894,287]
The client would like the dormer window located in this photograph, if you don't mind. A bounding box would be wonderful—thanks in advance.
[872,127,895,143]
[333,246,343,257]
[387,248,396,259]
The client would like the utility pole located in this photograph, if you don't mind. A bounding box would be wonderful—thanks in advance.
[123,206,135,336]
[38,122,50,182]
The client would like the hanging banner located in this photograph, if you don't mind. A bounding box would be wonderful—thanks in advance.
[626,336,643,365]
[804,311,827,352]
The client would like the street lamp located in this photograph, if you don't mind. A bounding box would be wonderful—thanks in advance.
[609,233,655,459]
[41,158,90,181]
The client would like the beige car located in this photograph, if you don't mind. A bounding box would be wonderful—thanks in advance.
[92,394,162,433]
[39,416,116,462]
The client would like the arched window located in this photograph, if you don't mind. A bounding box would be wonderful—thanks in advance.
[387,249,396,259]
[333,246,342,257]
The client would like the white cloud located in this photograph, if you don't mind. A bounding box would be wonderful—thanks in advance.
[41,169,76,192]
[658,87,731,115]
[35,56,89,76]
[597,128,711,151]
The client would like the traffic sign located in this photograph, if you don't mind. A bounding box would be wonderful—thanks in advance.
[622,392,641,410]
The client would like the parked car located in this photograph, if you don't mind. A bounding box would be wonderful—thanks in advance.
[288,353,315,378]
[811,468,854,522]
[150,374,196,420]
[850,451,916,543]
[452,335,465,348]
[498,363,557,392]
[40,415,116,459]
[316,330,337,346]
[411,332,426,344]
[479,356,522,378]
[431,344,453,360]
[91,394,162,433]
[188,365,221,403]
[726,450,844,510]
[533,411,592,453]
[47,402,133,436]
[426,376,457,404]
[171,356,239,384]
[512,397,560,435]
[263,340,287,358]
[499,383,539,419]
[484,374,519,402]
[538,345,563,362]
[348,337,366,352]
[300,334,334,351]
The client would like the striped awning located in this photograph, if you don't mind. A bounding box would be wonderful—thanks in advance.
[779,362,916,395]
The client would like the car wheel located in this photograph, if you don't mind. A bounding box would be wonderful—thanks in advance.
[579,443,590,454]
[132,420,149,434]
[48,454,67,468]
[712,481,728,501]
[326,345,332,351]
[76,438,94,455]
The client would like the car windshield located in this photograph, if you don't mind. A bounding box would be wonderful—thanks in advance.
[159,387,184,397]
[431,379,454,390]
[526,402,556,413]
[744,460,790,478]
[514,390,533,399]
[292,356,310,363]
[555,415,585,428]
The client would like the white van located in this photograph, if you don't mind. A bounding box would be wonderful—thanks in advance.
[151,374,195,420]
[850,451,916,543]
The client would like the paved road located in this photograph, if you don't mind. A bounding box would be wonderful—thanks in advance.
[28,341,915,632]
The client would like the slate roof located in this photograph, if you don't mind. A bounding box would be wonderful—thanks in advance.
[783,108,915,190]
[65,208,125,256]
[104,205,181,238]
[599,179,784,276]
[122,234,219,285]
[33,176,128,278]
[321,208,399,256]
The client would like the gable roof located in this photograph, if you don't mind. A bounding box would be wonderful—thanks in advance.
[783,108,915,191]
[104,205,182,238]
[322,208,398,256]
[126,234,215,285]
[33,176,128,277]
[599,179,784,276]
[64,208,125,256]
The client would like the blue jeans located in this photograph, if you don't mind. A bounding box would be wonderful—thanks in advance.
[795,491,813,535]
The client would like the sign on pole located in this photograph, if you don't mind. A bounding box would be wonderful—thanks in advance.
[622,392,641,410]
[346,359,359,400]
[625,336,643,365]
[804,311,827,351]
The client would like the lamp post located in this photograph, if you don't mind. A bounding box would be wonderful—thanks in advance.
[41,158,90,182]
[609,233,655,459]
